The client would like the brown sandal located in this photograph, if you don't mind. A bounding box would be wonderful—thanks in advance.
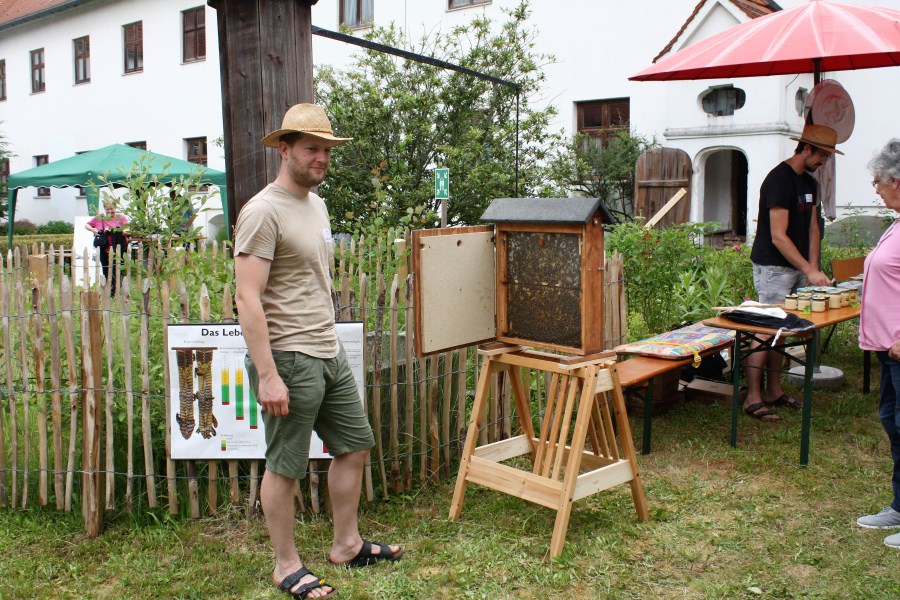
[745,402,780,421]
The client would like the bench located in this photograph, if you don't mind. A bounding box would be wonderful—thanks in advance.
[617,350,731,454]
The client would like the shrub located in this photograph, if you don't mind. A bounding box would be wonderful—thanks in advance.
[35,220,74,234]
[606,221,709,333]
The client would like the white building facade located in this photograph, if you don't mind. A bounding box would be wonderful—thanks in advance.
[0,0,896,239]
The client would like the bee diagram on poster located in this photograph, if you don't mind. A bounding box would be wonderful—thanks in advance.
[167,322,365,460]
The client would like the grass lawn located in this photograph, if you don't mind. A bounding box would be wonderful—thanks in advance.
[2,326,899,599]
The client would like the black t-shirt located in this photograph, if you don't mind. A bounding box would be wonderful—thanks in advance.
[750,161,819,268]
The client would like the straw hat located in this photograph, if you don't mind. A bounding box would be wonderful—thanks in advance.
[261,103,352,148]
[789,124,844,155]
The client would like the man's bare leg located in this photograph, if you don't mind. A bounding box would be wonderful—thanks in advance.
[743,337,779,420]
[763,345,788,403]
[263,469,333,598]
[327,449,401,564]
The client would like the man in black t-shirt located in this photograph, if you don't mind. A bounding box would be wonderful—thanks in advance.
[744,124,842,421]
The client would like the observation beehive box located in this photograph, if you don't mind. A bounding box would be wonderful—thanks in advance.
[412,197,610,356]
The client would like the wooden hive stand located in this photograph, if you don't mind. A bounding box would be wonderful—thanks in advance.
[449,344,649,558]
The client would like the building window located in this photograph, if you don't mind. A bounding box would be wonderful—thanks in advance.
[74,36,90,84]
[0,60,6,100]
[31,48,45,93]
[186,137,207,165]
[35,155,50,196]
[182,7,206,63]
[126,140,147,150]
[576,98,630,148]
[340,0,373,28]
[449,0,491,8]
[701,86,746,117]
[124,21,143,73]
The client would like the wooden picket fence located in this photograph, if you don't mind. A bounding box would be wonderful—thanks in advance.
[0,235,626,534]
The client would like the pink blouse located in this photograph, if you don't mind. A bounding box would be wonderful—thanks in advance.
[87,214,128,230]
[859,219,900,351]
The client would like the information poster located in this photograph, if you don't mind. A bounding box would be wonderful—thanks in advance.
[167,322,365,460]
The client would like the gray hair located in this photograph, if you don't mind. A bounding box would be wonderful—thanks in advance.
[868,139,900,182]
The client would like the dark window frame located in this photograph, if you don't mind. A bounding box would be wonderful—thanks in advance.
[449,0,491,8]
[31,48,45,93]
[700,86,746,117]
[576,98,630,149]
[0,59,6,100]
[340,0,374,28]
[182,6,206,63]
[74,36,90,84]
[123,21,143,74]
[126,141,147,150]
[35,155,50,197]
[185,137,208,166]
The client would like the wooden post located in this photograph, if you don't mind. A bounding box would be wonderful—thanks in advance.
[81,288,104,537]
[209,0,318,235]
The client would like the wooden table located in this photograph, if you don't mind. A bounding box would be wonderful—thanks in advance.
[704,305,861,465]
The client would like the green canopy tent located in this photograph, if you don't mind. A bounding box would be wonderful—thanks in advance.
[6,143,229,246]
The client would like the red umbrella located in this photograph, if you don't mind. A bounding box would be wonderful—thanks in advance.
[630,0,900,82]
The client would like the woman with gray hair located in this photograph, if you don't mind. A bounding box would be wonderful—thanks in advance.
[857,139,900,549]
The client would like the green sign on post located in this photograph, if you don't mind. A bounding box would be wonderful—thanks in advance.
[435,168,449,200]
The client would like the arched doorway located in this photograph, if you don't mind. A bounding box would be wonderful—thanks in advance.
[702,149,747,248]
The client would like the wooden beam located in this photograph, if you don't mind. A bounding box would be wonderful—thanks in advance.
[644,187,687,229]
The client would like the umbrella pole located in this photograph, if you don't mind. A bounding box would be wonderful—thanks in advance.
[813,57,821,85]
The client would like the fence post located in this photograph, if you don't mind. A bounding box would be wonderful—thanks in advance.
[81,287,104,537]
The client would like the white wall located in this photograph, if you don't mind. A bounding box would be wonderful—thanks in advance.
[1,0,898,237]
[0,0,224,225]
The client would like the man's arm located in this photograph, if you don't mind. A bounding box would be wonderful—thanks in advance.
[769,207,831,286]
[235,253,290,417]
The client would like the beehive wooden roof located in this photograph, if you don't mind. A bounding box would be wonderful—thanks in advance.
[480,198,613,225]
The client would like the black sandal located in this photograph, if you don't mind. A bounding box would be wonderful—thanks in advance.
[745,402,780,421]
[330,539,404,568]
[278,567,336,599]
[767,393,802,410]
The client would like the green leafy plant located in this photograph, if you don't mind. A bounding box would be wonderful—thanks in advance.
[317,0,560,228]
[89,155,217,247]
[606,221,708,333]
[673,265,736,323]
[543,129,658,219]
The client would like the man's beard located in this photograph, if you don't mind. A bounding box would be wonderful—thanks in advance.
[287,156,327,189]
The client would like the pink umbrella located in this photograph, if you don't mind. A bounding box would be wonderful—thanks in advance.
[630,0,900,82]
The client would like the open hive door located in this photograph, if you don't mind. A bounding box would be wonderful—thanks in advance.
[412,198,610,357]
[411,226,497,356]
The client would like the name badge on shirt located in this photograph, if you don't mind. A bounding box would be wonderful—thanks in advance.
[322,228,333,243]
[798,193,815,206]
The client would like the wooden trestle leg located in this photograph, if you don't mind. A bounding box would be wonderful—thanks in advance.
[449,348,649,558]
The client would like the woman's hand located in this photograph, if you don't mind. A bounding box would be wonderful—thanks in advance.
[889,339,900,361]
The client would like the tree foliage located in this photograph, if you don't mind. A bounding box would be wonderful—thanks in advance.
[543,129,658,221]
[89,156,216,246]
[316,0,561,230]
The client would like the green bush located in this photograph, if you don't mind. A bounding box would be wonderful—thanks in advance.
[0,219,38,235]
[606,221,708,333]
[35,220,74,234]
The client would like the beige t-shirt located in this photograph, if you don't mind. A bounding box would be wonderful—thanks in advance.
[234,183,338,358]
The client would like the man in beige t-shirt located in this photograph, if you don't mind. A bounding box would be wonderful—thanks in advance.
[234,104,402,600]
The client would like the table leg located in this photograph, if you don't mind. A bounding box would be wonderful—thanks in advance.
[731,334,742,448]
[642,378,654,455]
[799,334,817,466]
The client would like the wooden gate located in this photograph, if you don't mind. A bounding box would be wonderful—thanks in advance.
[634,147,692,227]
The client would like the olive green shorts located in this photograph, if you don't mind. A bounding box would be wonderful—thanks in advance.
[245,345,374,480]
